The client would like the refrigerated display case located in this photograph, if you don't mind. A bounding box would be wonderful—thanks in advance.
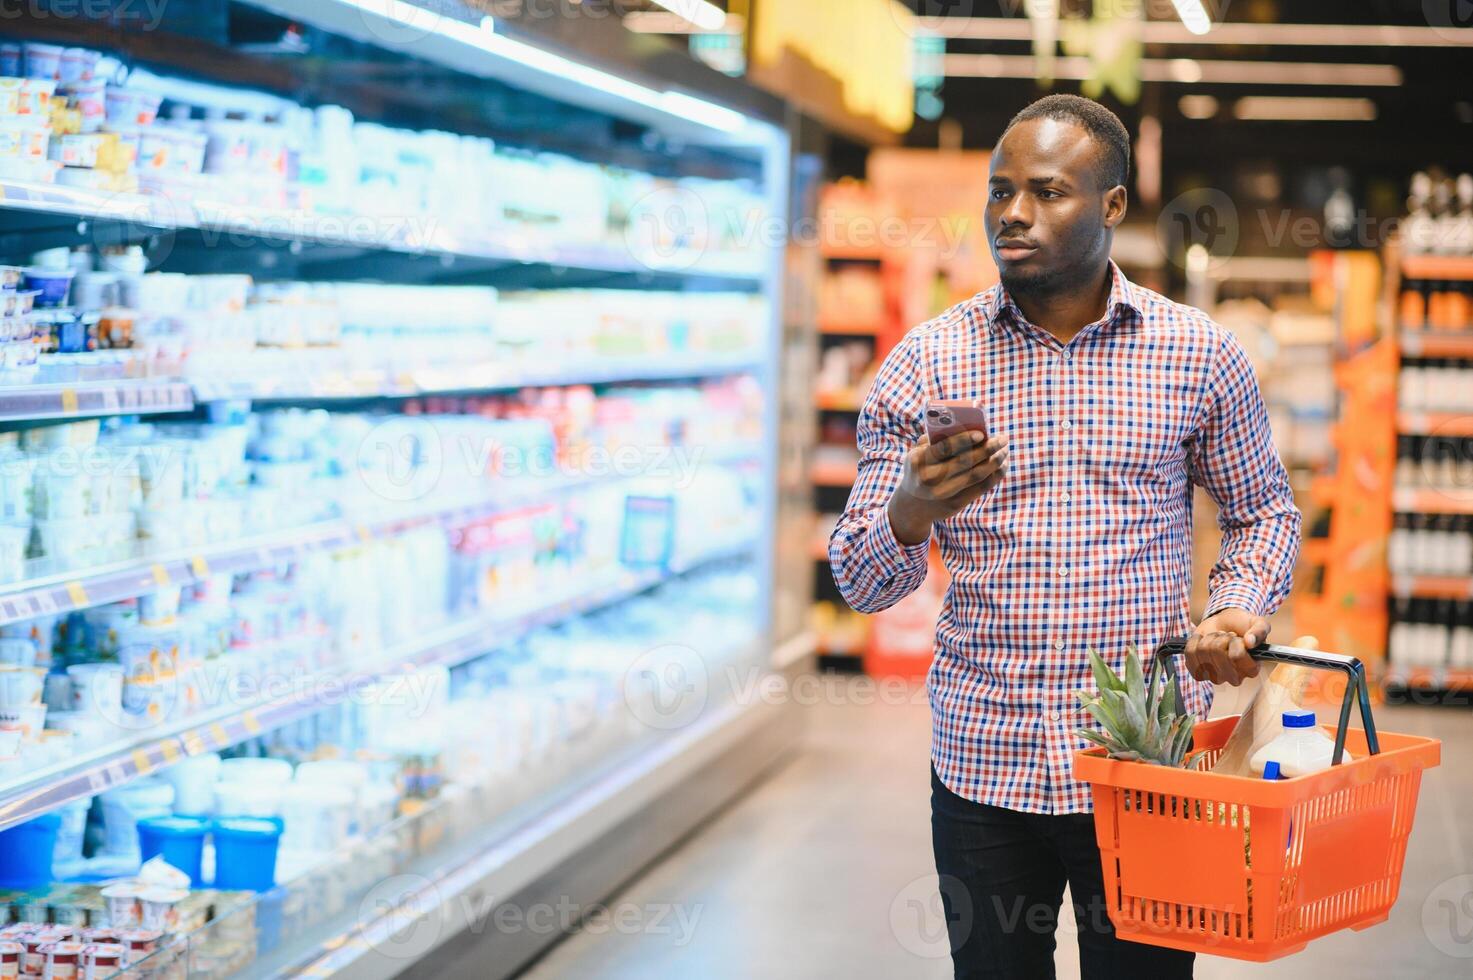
[0,3,800,977]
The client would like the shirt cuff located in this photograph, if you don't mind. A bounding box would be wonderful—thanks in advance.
[1205,582,1265,619]
[868,509,931,569]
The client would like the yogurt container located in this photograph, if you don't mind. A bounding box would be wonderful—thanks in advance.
[136,888,185,934]
[21,43,62,81]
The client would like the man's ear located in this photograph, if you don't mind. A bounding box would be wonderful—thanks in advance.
[1103,184,1128,229]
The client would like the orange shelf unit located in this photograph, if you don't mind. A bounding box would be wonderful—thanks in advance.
[1392,489,1473,515]
[815,390,863,412]
[1398,412,1473,437]
[1383,668,1473,692]
[1402,255,1473,281]
[1399,331,1473,359]
[811,459,859,488]
[1390,574,1473,600]
[819,243,887,261]
[817,319,886,336]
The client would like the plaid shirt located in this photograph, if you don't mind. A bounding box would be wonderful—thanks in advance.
[829,263,1301,815]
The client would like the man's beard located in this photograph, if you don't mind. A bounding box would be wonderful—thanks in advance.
[999,261,1074,300]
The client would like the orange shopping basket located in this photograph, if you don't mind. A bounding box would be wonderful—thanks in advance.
[1073,637,1441,962]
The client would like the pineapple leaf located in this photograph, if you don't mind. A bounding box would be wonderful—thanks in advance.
[1076,729,1115,749]
[1088,648,1127,695]
[1124,648,1146,711]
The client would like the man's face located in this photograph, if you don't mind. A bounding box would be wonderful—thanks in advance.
[986,117,1123,296]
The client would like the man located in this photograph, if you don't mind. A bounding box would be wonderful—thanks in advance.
[828,94,1301,979]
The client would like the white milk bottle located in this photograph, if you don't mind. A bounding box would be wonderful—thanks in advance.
[1249,709,1353,777]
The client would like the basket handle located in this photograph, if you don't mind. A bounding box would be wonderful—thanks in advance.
[1150,635,1381,764]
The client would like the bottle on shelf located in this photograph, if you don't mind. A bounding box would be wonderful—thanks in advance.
[1405,172,1438,256]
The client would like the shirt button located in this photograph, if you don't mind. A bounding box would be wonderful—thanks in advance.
[1060,491,1071,503]
[1061,350,1072,361]
[1058,565,1070,577]
[1054,640,1065,651]
[1060,419,1073,430]
[1048,710,1062,722]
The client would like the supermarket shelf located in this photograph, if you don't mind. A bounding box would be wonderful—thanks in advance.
[0,479,595,628]
[0,179,763,283]
[1402,255,1473,281]
[821,244,886,261]
[1399,331,1473,359]
[1382,667,1473,693]
[1398,412,1473,437]
[281,673,792,980]
[1391,574,1473,600]
[0,538,756,833]
[190,353,764,403]
[810,458,859,488]
[817,319,886,336]
[0,380,193,423]
[1393,488,1473,515]
[815,390,864,412]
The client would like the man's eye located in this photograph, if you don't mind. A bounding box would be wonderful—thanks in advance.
[1038,189,1062,200]
[990,189,1010,201]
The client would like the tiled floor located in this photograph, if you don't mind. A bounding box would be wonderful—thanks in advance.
[519,678,1473,979]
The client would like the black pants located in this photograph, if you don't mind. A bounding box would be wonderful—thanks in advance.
[930,768,1194,980]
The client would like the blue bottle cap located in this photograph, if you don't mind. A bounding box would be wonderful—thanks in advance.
[1282,709,1316,729]
[1262,760,1282,780]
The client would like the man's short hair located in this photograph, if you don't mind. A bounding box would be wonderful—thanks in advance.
[1001,94,1131,191]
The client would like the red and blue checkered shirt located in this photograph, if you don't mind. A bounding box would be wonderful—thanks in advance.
[829,263,1301,815]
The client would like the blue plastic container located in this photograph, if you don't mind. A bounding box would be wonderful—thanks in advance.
[0,812,61,889]
[138,815,210,886]
[212,817,281,891]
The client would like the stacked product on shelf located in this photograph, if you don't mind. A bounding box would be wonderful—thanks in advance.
[0,39,769,273]
[0,5,788,977]
[1386,169,1473,689]
[0,243,768,390]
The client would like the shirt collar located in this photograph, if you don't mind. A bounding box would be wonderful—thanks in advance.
[982,260,1142,336]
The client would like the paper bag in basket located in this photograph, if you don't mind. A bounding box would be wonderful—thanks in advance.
[1209,635,1319,778]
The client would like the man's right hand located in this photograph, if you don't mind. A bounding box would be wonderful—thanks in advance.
[887,431,1010,545]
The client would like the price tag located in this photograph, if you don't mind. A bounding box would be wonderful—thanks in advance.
[28,593,56,616]
[182,732,207,756]
[150,564,170,587]
[60,388,78,414]
[87,767,110,794]
[356,525,373,543]
[100,388,120,413]
[106,760,126,786]
[243,711,262,735]
[131,749,153,775]
[209,723,230,747]
[160,741,182,764]
[65,581,89,607]
[191,556,210,578]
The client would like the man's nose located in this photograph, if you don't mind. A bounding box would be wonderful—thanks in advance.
[1001,194,1033,228]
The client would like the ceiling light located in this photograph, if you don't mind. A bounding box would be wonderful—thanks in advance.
[1169,58,1202,83]
[915,17,1473,47]
[647,0,726,33]
[943,54,1400,87]
[1171,0,1213,35]
[1178,95,1219,119]
[1232,96,1378,121]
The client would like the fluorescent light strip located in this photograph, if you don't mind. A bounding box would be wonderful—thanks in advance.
[624,10,743,35]
[918,16,1473,47]
[1233,96,1377,121]
[647,0,726,32]
[943,53,1401,86]
[334,0,749,133]
[1171,0,1212,35]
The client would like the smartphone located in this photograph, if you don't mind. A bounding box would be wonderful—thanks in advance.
[924,402,989,444]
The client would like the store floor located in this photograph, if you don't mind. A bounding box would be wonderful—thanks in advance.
[519,680,1473,980]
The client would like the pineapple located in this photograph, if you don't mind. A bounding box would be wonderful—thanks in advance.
[1074,645,1204,768]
